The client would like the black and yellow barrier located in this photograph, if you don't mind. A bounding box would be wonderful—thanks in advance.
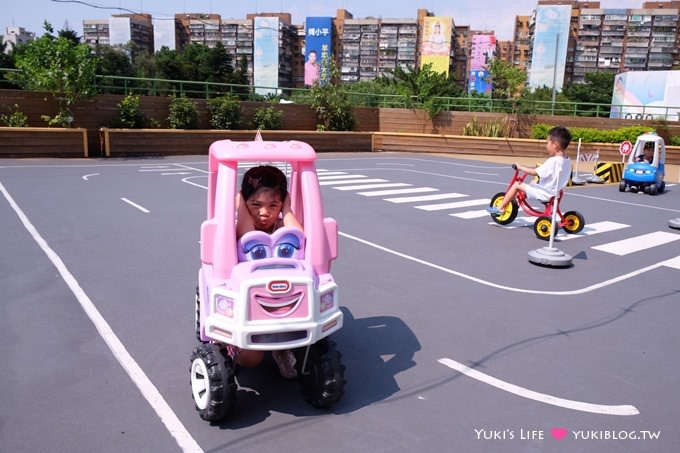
[594,162,624,183]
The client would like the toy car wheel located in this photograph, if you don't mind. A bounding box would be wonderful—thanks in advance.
[618,181,626,192]
[489,193,518,226]
[533,216,556,241]
[659,181,665,194]
[294,338,346,409]
[561,211,585,234]
[648,183,658,196]
[190,343,236,422]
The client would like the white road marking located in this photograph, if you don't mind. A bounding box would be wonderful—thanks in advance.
[450,209,491,219]
[121,197,150,213]
[0,182,203,453]
[592,231,680,256]
[555,220,630,241]
[161,172,192,176]
[384,192,468,204]
[416,199,490,211]
[334,183,411,191]
[662,256,680,269]
[465,171,499,176]
[438,358,639,416]
[358,187,438,197]
[338,231,674,295]
[82,173,100,180]
[317,174,367,180]
[319,179,387,186]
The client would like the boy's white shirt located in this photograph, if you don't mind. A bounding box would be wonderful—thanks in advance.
[533,155,571,200]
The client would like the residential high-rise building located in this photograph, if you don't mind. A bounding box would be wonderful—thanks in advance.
[83,14,153,53]
[221,19,254,84]
[573,3,680,83]
[178,13,221,48]
[2,26,36,50]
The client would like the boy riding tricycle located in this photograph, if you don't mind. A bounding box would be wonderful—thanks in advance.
[486,126,585,240]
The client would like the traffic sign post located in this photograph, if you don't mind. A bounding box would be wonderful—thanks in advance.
[619,140,632,163]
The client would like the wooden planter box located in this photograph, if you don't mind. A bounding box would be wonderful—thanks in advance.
[0,127,89,158]
[99,128,373,157]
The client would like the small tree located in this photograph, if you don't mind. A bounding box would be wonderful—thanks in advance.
[167,95,199,129]
[309,47,354,131]
[251,105,283,130]
[207,95,241,129]
[11,22,98,127]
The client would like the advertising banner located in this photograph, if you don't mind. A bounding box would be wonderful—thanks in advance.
[610,70,680,121]
[420,16,451,76]
[528,5,571,90]
[304,17,333,86]
[468,34,496,94]
[253,16,279,96]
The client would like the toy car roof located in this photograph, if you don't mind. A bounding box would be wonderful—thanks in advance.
[209,139,318,163]
[636,133,665,144]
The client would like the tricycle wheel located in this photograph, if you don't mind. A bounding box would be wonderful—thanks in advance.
[533,216,556,241]
[489,193,518,225]
[618,181,626,192]
[561,211,585,234]
[295,338,346,409]
[190,343,236,422]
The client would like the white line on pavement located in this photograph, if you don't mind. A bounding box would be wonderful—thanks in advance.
[438,358,639,416]
[121,197,150,213]
[0,182,203,453]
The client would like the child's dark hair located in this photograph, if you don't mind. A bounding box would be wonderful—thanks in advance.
[548,126,572,151]
[241,165,288,201]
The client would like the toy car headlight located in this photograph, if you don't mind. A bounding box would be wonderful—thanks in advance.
[215,295,234,317]
[320,291,335,313]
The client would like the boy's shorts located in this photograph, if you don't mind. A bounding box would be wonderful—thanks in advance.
[524,184,551,202]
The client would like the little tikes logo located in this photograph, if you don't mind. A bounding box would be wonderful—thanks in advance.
[267,280,290,294]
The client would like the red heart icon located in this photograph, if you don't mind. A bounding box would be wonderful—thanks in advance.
[551,427,568,440]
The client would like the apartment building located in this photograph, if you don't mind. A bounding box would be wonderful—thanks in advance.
[220,19,254,82]
[2,26,36,50]
[83,14,153,53]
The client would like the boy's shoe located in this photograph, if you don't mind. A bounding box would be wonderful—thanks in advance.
[272,349,297,379]
[486,206,504,216]
[629,186,638,193]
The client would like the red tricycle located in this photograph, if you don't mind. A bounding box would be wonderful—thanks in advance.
[488,164,585,240]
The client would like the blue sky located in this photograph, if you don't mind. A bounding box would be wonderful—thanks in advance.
[6,0,646,41]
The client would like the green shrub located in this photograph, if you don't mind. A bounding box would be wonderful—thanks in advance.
[251,106,283,130]
[207,95,241,129]
[531,123,655,143]
[110,94,150,128]
[0,104,28,127]
[463,116,506,137]
[167,95,199,129]
[670,136,680,146]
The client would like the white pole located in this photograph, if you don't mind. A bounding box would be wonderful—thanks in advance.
[574,138,582,177]
[547,165,562,249]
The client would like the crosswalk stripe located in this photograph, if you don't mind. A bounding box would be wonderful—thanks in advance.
[358,187,439,197]
[662,256,680,269]
[320,179,387,186]
[318,174,367,180]
[335,183,412,191]
[384,192,468,204]
[315,171,349,176]
[556,221,629,241]
[451,210,491,219]
[592,231,680,256]
[416,198,491,211]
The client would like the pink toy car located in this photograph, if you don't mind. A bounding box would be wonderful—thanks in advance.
[190,137,346,422]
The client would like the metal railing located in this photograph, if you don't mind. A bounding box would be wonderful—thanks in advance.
[2,68,679,120]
